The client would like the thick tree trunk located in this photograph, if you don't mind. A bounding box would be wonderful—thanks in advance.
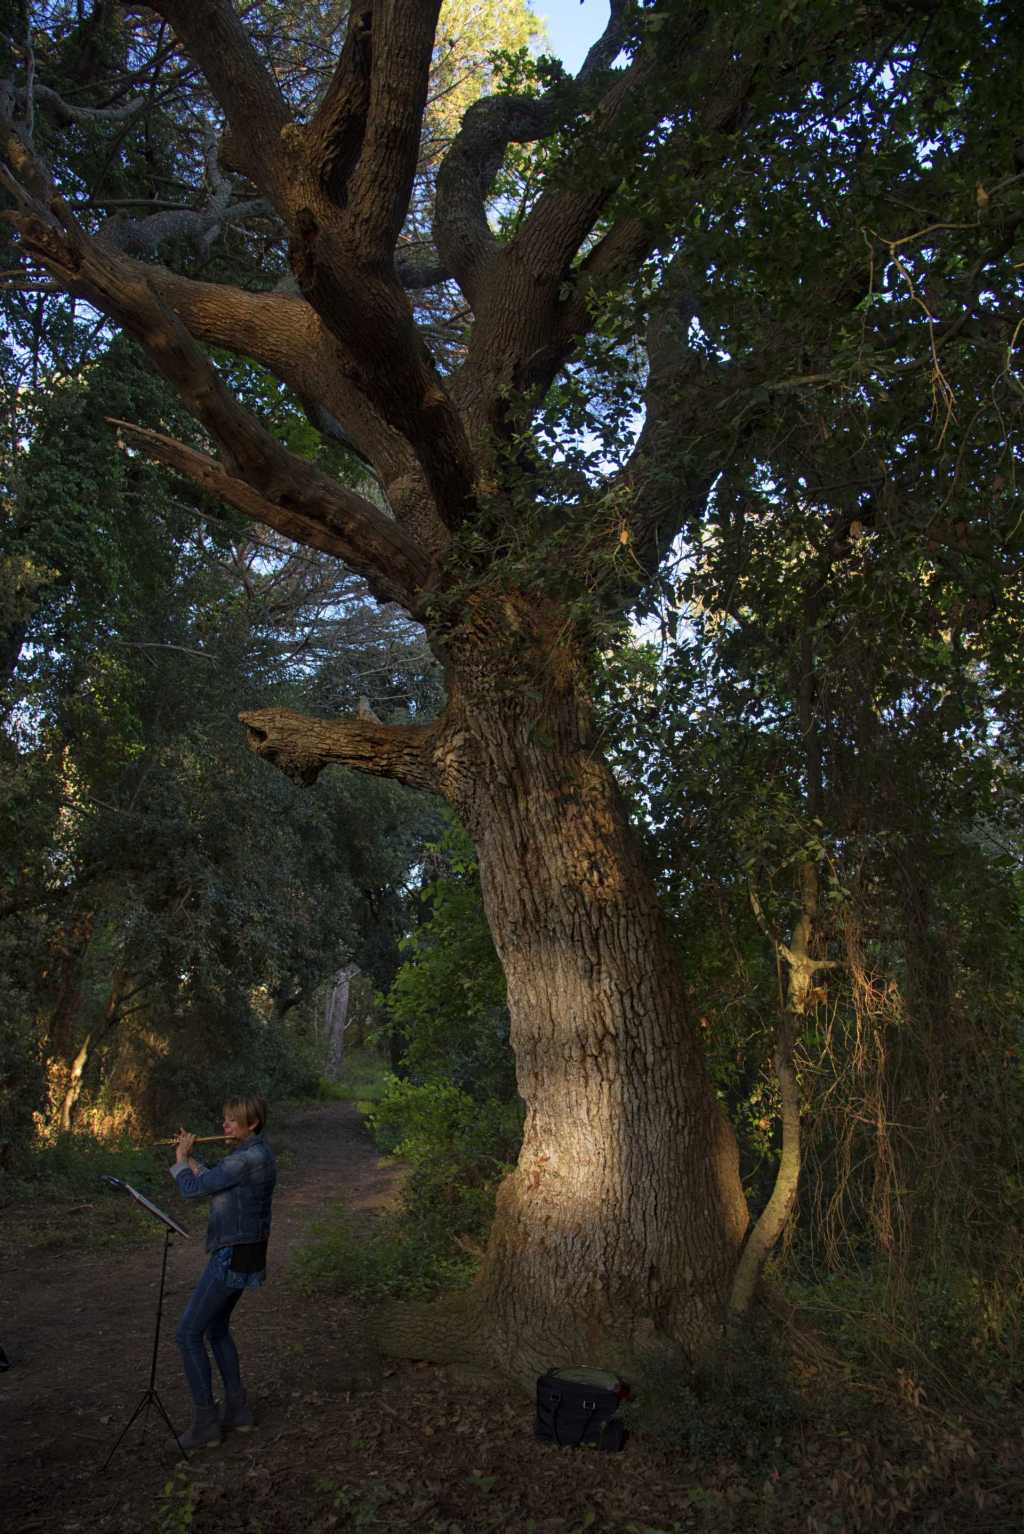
[380,626,748,1385]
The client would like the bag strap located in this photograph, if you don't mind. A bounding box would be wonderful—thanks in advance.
[551,1394,600,1448]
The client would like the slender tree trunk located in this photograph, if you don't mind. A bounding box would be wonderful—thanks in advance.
[44,910,94,1062]
[58,969,129,1132]
[59,1032,93,1133]
[324,963,358,1080]
[731,864,824,1320]
[730,591,834,1317]
[380,627,748,1383]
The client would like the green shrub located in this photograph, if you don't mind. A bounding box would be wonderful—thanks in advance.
[316,1048,390,1104]
[785,1265,1024,1409]
[141,1007,320,1138]
[368,1075,521,1170]
[290,1203,476,1303]
[293,1078,522,1304]
[382,824,514,1103]
[4,1130,158,1204]
[346,828,524,1305]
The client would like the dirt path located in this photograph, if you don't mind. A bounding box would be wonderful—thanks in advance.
[1,1100,402,1530]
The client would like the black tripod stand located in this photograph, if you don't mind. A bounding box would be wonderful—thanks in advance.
[100,1177,191,1470]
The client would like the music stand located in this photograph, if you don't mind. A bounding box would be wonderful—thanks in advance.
[99,1176,191,1470]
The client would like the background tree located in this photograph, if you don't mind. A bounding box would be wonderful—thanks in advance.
[1,333,442,1145]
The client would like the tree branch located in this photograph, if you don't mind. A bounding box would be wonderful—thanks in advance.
[394,245,452,289]
[748,885,838,976]
[145,0,291,194]
[305,2,374,207]
[109,256,423,492]
[434,94,550,305]
[477,40,757,411]
[239,705,440,791]
[576,0,635,81]
[344,0,442,254]
[1,82,456,561]
[107,420,429,609]
[99,196,272,260]
[26,81,148,127]
[433,0,635,308]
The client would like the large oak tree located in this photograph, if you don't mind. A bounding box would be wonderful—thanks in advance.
[3,0,1020,1382]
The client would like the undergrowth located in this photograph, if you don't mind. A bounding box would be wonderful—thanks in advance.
[289,1201,477,1303]
[315,1046,391,1107]
[783,1263,1024,1414]
[2,1129,158,1203]
[0,1132,174,1255]
[622,1326,804,1466]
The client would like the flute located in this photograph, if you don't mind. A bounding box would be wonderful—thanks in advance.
[152,1134,231,1146]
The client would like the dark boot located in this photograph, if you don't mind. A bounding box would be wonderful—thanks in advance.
[220,1388,255,1432]
[178,1402,222,1450]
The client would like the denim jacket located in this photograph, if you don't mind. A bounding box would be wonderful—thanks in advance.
[169,1132,277,1254]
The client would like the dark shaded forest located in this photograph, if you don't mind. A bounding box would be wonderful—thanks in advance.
[2,2,1024,1529]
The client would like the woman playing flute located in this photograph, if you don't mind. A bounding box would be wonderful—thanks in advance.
[167,1092,277,1450]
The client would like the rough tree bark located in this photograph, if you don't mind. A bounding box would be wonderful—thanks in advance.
[1,0,909,1383]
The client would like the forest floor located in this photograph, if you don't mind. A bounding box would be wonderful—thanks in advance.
[2,1097,1022,1534]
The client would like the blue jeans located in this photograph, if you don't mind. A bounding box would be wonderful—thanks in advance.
[175,1253,245,1406]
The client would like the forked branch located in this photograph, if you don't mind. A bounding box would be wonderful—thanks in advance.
[343,0,443,254]
[306,2,374,206]
[434,0,635,308]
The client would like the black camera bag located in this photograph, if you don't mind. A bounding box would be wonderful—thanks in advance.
[535,1367,627,1451]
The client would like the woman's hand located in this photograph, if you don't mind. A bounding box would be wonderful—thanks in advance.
[175,1128,196,1164]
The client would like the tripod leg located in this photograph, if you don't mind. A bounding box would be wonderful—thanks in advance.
[151,1388,188,1459]
[101,1226,183,1471]
[100,1389,151,1472]
[134,1226,172,1447]
[150,1228,172,1390]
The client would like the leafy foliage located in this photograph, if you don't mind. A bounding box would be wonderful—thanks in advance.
[382,823,513,1098]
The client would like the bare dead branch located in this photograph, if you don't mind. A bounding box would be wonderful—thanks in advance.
[27,81,148,126]
[1,83,51,203]
[99,197,272,259]
[239,704,440,791]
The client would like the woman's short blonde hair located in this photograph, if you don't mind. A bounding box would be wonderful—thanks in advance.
[223,1093,267,1134]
